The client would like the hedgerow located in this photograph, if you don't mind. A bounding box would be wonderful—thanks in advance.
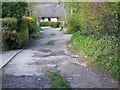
[40,21,60,28]
[66,2,120,79]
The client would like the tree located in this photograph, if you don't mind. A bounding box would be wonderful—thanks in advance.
[2,2,28,19]
[2,2,28,31]
[27,2,41,25]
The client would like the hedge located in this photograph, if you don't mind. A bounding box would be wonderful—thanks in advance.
[17,16,29,45]
[17,29,29,45]
[2,30,22,50]
[24,16,41,38]
[25,16,36,35]
[1,16,41,50]
[40,21,60,28]
[66,2,120,79]
[1,18,17,30]
[2,17,29,50]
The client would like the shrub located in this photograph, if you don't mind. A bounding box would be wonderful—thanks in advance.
[22,16,40,39]
[30,25,41,38]
[40,22,50,27]
[22,16,36,34]
[1,18,17,30]
[1,17,28,31]
[1,17,29,48]
[27,17,41,38]
[50,22,60,28]
[2,30,22,50]
[27,16,36,34]
[66,14,81,34]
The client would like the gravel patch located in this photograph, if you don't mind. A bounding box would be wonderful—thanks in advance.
[2,74,50,88]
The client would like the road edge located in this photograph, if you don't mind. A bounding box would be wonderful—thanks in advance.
[0,49,23,69]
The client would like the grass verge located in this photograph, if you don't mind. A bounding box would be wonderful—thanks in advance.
[49,72,70,89]
[47,40,56,45]
[70,31,120,79]
[51,33,56,36]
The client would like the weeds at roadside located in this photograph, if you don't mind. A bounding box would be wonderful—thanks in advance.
[46,40,56,45]
[51,33,56,36]
[49,72,70,88]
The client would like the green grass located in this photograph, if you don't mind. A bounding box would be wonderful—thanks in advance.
[70,31,120,79]
[49,72,70,89]
[46,40,56,45]
[0,76,2,80]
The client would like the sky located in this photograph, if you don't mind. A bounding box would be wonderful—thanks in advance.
[1,0,119,2]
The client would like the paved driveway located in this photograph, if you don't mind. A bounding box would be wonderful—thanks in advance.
[1,50,20,68]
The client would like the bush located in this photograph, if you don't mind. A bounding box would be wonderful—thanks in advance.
[1,18,17,30]
[66,14,81,34]
[2,30,22,50]
[30,25,41,38]
[40,22,50,27]
[22,16,36,33]
[40,21,60,28]
[50,22,60,28]
[27,17,36,34]
[1,17,29,49]
[1,16,40,50]
[1,17,29,31]
[22,16,40,39]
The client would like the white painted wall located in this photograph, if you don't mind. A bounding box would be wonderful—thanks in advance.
[41,19,44,22]
[51,18,57,22]
[44,18,49,21]
[41,18,58,22]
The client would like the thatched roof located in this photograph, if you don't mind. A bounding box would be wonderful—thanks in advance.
[40,3,65,18]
